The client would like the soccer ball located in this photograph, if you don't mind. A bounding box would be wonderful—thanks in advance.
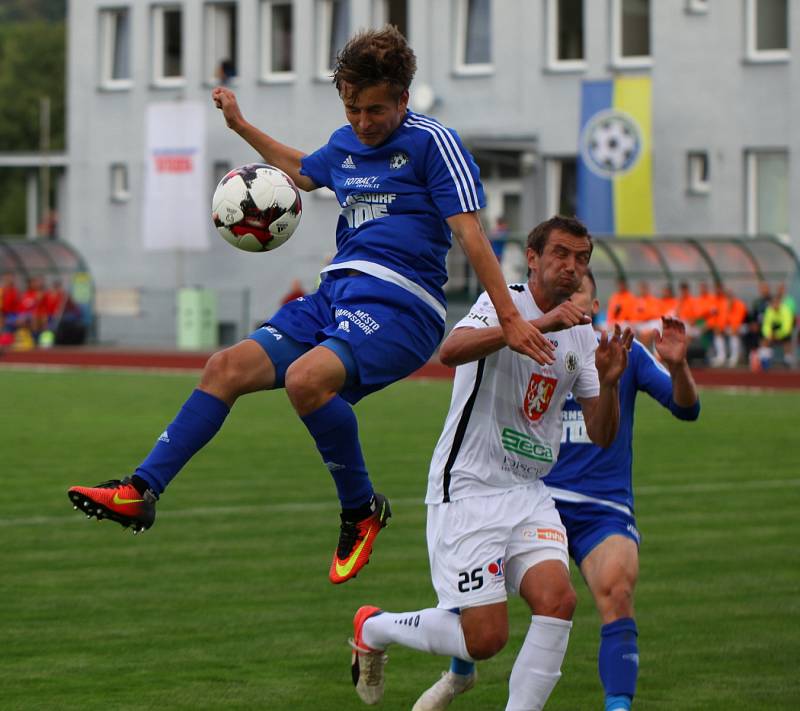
[212,163,302,252]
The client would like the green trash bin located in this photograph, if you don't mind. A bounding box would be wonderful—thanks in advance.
[177,288,218,350]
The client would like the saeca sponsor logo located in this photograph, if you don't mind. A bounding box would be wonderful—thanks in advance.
[502,427,554,463]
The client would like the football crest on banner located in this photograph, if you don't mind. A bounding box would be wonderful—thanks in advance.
[523,373,558,422]
[389,151,409,169]
[580,109,642,178]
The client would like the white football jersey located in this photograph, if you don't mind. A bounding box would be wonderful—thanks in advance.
[426,283,600,504]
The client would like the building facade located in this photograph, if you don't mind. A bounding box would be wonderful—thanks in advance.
[65,0,798,341]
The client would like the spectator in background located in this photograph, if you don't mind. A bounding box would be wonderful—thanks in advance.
[607,279,636,329]
[488,215,510,262]
[721,289,748,368]
[676,282,701,336]
[216,58,236,86]
[16,277,46,338]
[631,281,660,348]
[280,278,306,305]
[708,283,729,367]
[744,281,772,368]
[762,292,795,368]
[0,273,20,346]
[659,284,678,318]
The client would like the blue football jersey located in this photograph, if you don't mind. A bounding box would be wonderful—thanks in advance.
[300,110,485,320]
[545,338,700,512]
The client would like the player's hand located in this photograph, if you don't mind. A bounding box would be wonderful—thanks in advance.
[654,316,689,367]
[502,315,556,365]
[535,301,592,333]
[595,324,633,386]
[212,87,246,132]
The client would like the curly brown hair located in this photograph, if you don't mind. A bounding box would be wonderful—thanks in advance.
[333,25,417,102]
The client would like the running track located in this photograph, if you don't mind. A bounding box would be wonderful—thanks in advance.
[1,347,799,389]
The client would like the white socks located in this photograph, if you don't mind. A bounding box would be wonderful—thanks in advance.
[362,608,474,662]
[505,615,572,711]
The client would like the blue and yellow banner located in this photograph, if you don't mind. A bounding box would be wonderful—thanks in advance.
[576,77,654,236]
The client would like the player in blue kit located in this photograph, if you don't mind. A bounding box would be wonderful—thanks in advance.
[417,272,699,710]
[66,26,552,585]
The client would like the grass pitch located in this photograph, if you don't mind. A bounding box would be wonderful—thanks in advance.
[1,369,798,710]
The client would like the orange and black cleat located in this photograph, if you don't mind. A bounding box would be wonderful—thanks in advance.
[67,477,157,533]
[329,493,391,584]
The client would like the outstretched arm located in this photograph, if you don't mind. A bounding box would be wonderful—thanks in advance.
[439,300,590,366]
[447,212,556,366]
[212,87,317,192]
[654,316,699,409]
[578,325,634,447]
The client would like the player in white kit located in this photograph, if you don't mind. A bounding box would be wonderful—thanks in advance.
[348,216,633,710]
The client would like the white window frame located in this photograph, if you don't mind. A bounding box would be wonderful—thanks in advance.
[110,163,130,203]
[746,149,789,236]
[315,0,350,80]
[611,0,653,69]
[745,0,790,63]
[545,156,577,217]
[453,0,493,76]
[545,0,586,72]
[151,4,185,87]
[203,2,237,85]
[99,6,133,90]
[261,0,296,82]
[685,0,708,14]
[687,152,710,194]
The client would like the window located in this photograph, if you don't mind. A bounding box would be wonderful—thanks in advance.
[261,1,294,79]
[747,151,788,236]
[547,0,585,70]
[454,0,492,74]
[316,0,350,78]
[546,158,577,217]
[372,0,408,37]
[612,0,652,68]
[746,0,789,61]
[152,5,184,85]
[99,7,132,88]
[205,3,237,84]
[687,152,710,194]
[110,164,130,202]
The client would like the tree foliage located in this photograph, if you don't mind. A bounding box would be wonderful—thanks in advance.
[0,0,66,24]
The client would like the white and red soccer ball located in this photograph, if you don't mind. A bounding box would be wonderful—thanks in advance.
[212,163,302,252]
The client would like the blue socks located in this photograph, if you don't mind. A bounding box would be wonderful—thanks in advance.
[135,389,230,495]
[450,657,475,677]
[300,395,373,511]
[600,617,638,709]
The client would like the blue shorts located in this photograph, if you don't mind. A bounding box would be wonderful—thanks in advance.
[251,271,445,404]
[553,499,641,567]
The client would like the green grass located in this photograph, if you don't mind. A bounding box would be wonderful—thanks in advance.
[1,370,798,710]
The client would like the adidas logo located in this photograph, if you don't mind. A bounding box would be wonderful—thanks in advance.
[158,430,170,443]
[338,321,350,332]
[341,154,357,170]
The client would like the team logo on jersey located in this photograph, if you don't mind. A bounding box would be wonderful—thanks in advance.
[341,154,357,170]
[523,373,557,421]
[565,351,579,372]
[389,151,409,169]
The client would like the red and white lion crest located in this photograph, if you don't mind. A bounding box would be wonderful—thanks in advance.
[523,373,558,421]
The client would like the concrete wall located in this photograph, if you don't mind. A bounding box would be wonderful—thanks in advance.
[66,0,799,344]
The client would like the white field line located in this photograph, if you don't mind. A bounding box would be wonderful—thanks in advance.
[3,478,800,529]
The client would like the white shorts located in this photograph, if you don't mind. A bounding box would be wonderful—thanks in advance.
[426,481,569,610]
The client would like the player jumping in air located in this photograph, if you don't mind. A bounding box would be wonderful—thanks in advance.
[66,26,552,584]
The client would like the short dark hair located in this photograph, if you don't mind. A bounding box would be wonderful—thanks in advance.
[526,215,592,255]
[333,26,417,101]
